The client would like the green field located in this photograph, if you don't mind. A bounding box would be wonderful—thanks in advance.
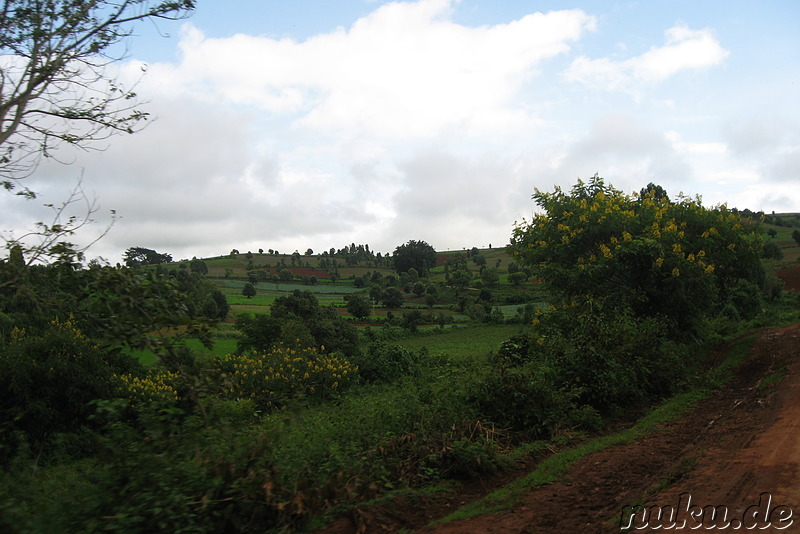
[395,324,525,360]
[131,338,238,366]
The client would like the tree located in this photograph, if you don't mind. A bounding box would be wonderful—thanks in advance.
[345,293,371,320]
[234,313,281,354]
[411,281,426,297]
[640,182,670,202]
[401,310,422,332]
[510,175,766,335]
[393,240,436,275]
[480,266,499,286]
[509,271,527,286]
[271,290,359,356]
[123,246,172,267]
[762,240,783,260]
[278,268,293,282]
[767,229,778,238]
[242,282,256,299]
[381,287,405,310]
[188,258,207,275]
[0,0,196,193]
[793,229,800,246]
[450,269,472,291]
[0,1,196,284]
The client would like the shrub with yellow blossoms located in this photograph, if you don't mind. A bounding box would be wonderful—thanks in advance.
[509,175,765,334]
[218,345,357,410]
[115,371,180,406]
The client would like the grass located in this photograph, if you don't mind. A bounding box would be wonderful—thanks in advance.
[394,324,524,360]
[757,367,787,391]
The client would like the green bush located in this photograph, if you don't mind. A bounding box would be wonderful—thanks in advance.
[354,341,423,383]
[0,318,140,465]
[471,359,576,439]
[534,303,687,414]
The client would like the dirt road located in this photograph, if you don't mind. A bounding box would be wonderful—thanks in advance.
[322,322,800,533]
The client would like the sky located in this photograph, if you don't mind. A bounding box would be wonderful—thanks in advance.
[3,0,799,263]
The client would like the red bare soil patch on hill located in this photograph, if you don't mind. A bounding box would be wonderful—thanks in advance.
[316,324,800,533]
[777,264,800,291]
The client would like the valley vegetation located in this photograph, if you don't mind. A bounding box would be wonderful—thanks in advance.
[1,176,799,533]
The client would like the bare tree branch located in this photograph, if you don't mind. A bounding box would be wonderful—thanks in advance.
[0,0,195,190]
[1,176,118,287]
[0,0,194,274]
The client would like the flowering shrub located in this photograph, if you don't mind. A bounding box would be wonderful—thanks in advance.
[509,175,765,334]
[218,345,357,410]
[115,370,180,407]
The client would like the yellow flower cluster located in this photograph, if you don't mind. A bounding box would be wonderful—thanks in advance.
[116,371,179,406]
[10,326,26,342]
[49,316,89,342]
[221,345,357,409]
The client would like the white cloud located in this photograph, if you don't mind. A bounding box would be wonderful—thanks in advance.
[565,23,729,93]
[144,1,596,139]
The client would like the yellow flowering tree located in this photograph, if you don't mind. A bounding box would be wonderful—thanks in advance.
[218,345,357,410]
[115,370,180,408]
[509,175,765,333]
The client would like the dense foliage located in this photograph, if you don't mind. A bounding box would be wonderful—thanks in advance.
[0,176,795,532]
[393,239,437,275]
[509,175,766,335]
[123,247,173,267]
[468,175,777,434]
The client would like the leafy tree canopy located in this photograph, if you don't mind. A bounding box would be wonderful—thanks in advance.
[123,247,172,267]
[242,282,256,299]
[270,290,359,356]
[392,239,436,275]
[345,293,372,320]
[509,174,765,335]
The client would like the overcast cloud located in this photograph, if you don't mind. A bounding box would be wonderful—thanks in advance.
[4,0,799,263]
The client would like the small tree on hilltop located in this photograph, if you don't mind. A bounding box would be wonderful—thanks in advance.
[393,240,436,275]
[123,247,172,267]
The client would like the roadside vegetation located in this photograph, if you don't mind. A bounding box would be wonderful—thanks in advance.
[1,176,798,533]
